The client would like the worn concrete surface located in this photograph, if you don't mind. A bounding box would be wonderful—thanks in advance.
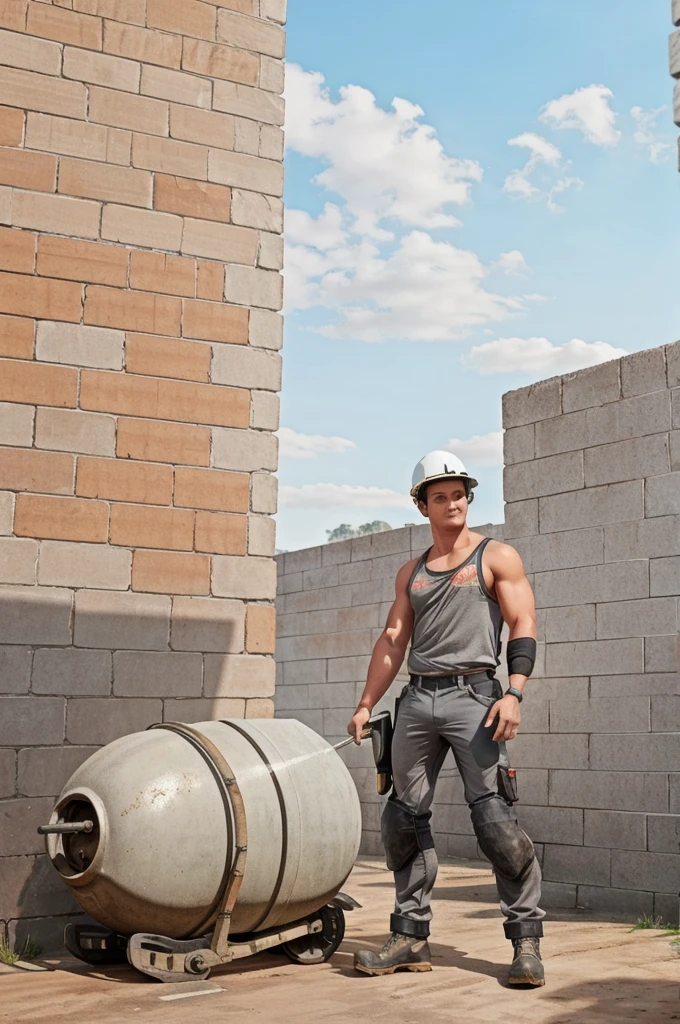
[2,859,679,1024]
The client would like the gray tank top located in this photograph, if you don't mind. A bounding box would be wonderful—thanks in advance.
[407,537,504,675]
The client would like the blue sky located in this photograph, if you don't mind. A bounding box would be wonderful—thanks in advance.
[275,0,680,552]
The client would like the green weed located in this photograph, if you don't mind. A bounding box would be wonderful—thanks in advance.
[0,936,43,965]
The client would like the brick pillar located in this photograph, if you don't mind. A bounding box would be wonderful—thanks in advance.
[0,0,285,950]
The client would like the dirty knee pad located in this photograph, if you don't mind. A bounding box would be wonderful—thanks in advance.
[470,795,534,880]
[381,796,434,873]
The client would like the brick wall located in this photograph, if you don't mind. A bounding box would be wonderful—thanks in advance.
[0,0,285,951]
[275,340,680,922]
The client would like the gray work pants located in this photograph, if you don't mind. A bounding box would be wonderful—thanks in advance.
[388,678,544,939]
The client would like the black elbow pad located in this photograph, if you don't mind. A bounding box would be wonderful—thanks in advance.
[506,637,536,677]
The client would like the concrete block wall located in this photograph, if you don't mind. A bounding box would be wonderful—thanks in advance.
[0,0,285,950]
[275,340,680,922]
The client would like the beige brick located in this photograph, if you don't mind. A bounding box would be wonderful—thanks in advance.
[26,111,131,165]
[73,587,170,649]
[85,283,182,334]
[0,104,24,148]
[212,553,275,598]
[113,649,202,696]
[73,0,146,24]
[249,307,282,350]
[82,368,249,427]
[0,358,77,408]
[110,503,194,550]
[200,0,255,10]
[212,79,284,125]
[181,216,256,264]
[0,0,28,32]
[0,698,64,747]
[231,188,282,231]
[233,114,258,155]
[0,182,10,223]
[245,697,274,718]
[133,132,207,180]
[0,145,56,192]
[0,227,35,276]
[257,230,283,270]
[59,156,152,207]
[259,0,286,24]
[17,744,98,795]
[141,63,212,109]
[247,512,275,556]
[0,489,14,534]
[77,454,172,504]
[170,594,244,652]
[36,320,123,369]
[182,297,249,343]
[155,173,231,222]
[0,536,38,584]
[251,471,276,513]
[15,493,108,542]
[67,696,162,744]
[216,9,284,57]
[259,55,284,94]
[0,66,87,119]
[39,538,130,588]
[251,390,279,431]
[170,103,233,148]
[259,123,283,161]
[0,446,74,494]
[0,402,34,447]
[132,549,211,595]
[194,509,246,553]
[37,236,128,287]
[0,583,72,644]
[12,190,100,239]
[212,426,277,471]
[245,601,274,653]
[104,19,182,68]
[35,407,114,457]
[196,259,223,300]
[182,37,257,84]
[27,2,102,48]
[126,332,211,382]
[224,266,280,312]
[63,45,140,93]
[117,416,211,466]
[88,85,168,136]
[175,465,249,512]
[31,648,111,696]
[162,695,245,721]
[208,148,282,195]
[204,651,275,698]
[101,202,182,251]
[147,0,216,39]
[0,27,62,75]
[128,252,196,297]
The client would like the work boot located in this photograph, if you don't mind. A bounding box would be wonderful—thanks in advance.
[507,937,545,987]
[354,931,432,976]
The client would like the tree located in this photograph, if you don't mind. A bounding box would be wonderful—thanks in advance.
[325,521,392,543]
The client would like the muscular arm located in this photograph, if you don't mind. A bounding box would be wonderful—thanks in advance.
[347,560,415,742]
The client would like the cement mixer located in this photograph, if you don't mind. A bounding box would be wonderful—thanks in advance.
[37,716,383,983]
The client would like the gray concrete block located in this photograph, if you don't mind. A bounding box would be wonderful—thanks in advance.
[650,555,680,596]
[349,767,382,805]
[504,450,584,502]
[583,810,647,851]
[445,834,487,863]
[550,696,650,734]
[321,541,352,567]
[0,646,31,695]
[513,528,603,574]
[17,746,97,798]
[587,388,671,446]
[654,892,679,926]
[277,708,323,733]
[0,697,65,746]
[651,696,680,731]
[539,481,644,534]
[534,409,587,459]
[503,500,539,539]
[350,580,386,607]
[327,655,371,683]
[605,515,680,562]
[66,697,162,744]
[671,775,680,814]
[644,634,678,672]
[371,552,412,581]
[349,534,374,562]
[359,831,385,858]
[502,377,562,428]
[410,523,433,550]
[322,707,355,736]
[584,434,670,488]
[276,571,302,595]
[674,388,680,426]
[0,748,16,798]
[671,27,680,77]
[646,814,680,853]
[545,638,644,677]
[113,651,202,698]
[8,912,91,955]
[281,546,322,574]
[0,586,72,646]
[170,596,245,653]
[576,884,653,919]
[163,697,246,722]
[0,798,55,856]
[0,854,80,920]
[544,604,596,642]
[360,802,382,832]
[308,682,357,710]
[646,472,680,516]
[674,2,680,29]
[369,527,412,558]
[302,564,338,590]
[281,659,327,685]
[517,805,583,845]
[540,881,577,908]
[550,769,668,812]
[620,348,668,397]
[535,560,649,607]
[562,359,620,413]
[590,733,679,772]
[671,430,680,472]
[543,843,610,886]
[512,768,549,805]
[336,736,373,769]
[74,589,170,651]
[32,648,111,697]
[611,850,678,893]
[281,585,353,613]
[503,423,535,465]
[511,733,588,769]
[596,597,677,639]
[338,559,373,585]
[275,630,374,662]
[590,673,679,698]
[519,699,550,733]
[528,677,589,701]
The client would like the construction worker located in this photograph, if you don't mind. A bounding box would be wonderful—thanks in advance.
[347,450,545,986]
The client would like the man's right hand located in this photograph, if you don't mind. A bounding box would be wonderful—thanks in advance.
[347,706,371,744]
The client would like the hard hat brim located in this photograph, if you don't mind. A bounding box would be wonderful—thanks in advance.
[410,472,479,499]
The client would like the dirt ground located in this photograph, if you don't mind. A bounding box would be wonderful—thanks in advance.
[2,859,679,1024]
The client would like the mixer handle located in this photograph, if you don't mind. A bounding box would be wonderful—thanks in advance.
[37,820,94,835]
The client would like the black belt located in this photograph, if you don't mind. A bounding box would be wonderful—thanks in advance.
[410,670,492,691]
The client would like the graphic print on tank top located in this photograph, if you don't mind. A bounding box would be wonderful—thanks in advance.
[407,537,504,675]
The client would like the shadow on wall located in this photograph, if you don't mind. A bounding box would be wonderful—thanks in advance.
[0,588,275,953]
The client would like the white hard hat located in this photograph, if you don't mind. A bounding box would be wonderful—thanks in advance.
[410,450,479,501]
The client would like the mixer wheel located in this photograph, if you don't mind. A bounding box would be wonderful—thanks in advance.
[280,906,345,965]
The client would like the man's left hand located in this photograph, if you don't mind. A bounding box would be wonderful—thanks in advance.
[485,694,521,742]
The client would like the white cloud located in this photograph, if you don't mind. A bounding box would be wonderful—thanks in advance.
[630,106,672,164]
[285,203,346,250]
[540,85,621,147]
[463,336,628,376]
[503,133,583,212]
[546,176,584,212]
[278,427,356,460]
[444,432,504,467]
[279,483,413,509]
[284,63,483,237]
[494,250,529,276]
